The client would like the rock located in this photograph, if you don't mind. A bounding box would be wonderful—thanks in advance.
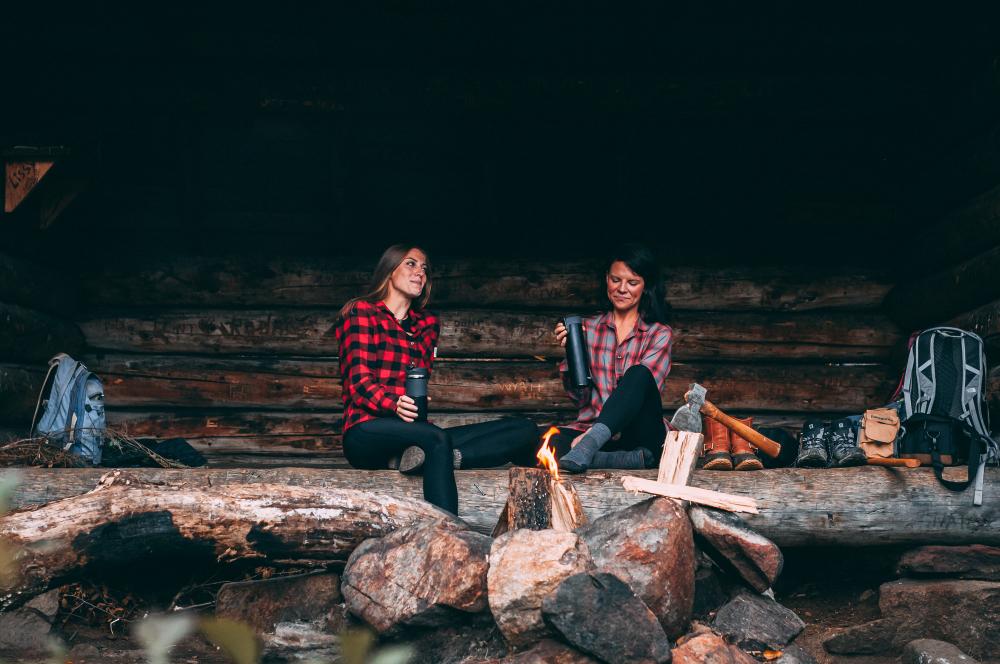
[879,579,1000,659]
[216,571,341,635]
[488,528,595,649]
[711,591,804,651]
[898,545,1000,581]
[66,643,102,663]
[542,572,672,664]
[671,631,757,664]
[500,639,600,663]
[390,612,509,664]
[688,506,783,593]
[25,588,61,621]
[578,497,695,637]
[343,519,492,633]
[692,565,729,619]
[0,607,55,653]
[902,639,980,664]
[823,618,898,655]
[774,644,819,664]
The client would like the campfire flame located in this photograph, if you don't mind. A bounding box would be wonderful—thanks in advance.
[537,426,561,481]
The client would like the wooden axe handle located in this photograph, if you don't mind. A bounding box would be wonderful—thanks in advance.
[866,457,921,468]
[700,400,781,458]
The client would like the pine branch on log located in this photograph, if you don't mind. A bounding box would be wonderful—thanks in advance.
[0,470,459,611]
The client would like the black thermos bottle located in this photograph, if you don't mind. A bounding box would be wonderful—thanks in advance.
[563,315,591,388]
[405,367,429,422]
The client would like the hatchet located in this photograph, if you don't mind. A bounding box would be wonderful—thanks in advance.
[684,383,781,459]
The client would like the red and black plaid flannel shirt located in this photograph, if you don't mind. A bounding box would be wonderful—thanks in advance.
[559,311,673,431]
[336,300,439,431]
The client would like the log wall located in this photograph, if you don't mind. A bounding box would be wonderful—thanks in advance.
[0,257,905,466]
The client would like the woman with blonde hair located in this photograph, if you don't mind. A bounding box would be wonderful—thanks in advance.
[336,244,537,514]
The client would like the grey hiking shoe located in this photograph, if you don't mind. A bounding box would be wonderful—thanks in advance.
[796,420,829,468]
[829,417,866,467]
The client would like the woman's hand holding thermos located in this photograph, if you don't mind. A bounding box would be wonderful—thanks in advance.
[554,322,569,347]
[396,395,420,422]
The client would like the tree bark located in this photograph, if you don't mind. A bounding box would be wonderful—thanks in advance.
[81,256,892,311]
[0,302,85,363]
[5,467,998,549]
[0,470,459,610]
[79,308,901,361]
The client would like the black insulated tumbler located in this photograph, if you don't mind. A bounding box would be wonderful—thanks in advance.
[405,367,429,422]
[563,315,591,388]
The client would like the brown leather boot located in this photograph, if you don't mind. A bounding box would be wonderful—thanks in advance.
[731,416,764,470]
[701,416,733,470]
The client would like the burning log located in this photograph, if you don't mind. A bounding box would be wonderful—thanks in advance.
[492,428,587,536]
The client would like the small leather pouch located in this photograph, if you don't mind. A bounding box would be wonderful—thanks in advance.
[857,408,899,459]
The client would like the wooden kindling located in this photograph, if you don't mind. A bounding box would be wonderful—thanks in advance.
[623,430,760,514]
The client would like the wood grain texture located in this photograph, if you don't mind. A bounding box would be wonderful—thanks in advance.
[0,302,85,363]
[79,308,901,361]
[79,355,895,413]
[81,257,892,311]
[4,467,998,547]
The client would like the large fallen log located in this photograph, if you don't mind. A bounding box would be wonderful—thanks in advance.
[4,467,998,548]
[78,309,900,361]
[81,256,892,311]
[0,470,458,610]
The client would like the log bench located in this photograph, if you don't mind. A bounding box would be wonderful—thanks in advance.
[6,466,998,547]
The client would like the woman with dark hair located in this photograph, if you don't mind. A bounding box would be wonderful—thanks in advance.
[550,243,674,474]
[336,244,537,514]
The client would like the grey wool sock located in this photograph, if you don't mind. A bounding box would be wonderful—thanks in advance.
[559,423,613,472]
[591,448,653,470]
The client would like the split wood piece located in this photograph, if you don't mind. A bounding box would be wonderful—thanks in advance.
[657,431,704,485]
[0,470,460,611]
[492,467,586,537]
[621,476,759,514]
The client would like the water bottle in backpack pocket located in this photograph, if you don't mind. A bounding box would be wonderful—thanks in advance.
[33,353,106,465]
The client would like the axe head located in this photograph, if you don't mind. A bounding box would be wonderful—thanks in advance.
[685,383,707,412]
[669,404,703,433]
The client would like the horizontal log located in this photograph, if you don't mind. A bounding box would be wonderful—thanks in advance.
[5,467,998,547]
[102,409,817,466]
[910,169,1000,266]
[885,244,1000,331]
[81,257,892,311]
[79,309,901,361]
[0,302,85,363]
[950,299,1000,357]
[74,355,895,414]
[0,471,458,609]
[0,252,77,314]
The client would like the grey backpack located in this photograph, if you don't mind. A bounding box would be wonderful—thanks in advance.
[898,327,997,505]
[32,353,106,464]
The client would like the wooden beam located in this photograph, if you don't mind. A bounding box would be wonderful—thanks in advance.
[0,302,85,363]
[68,355,895,414]
[78,309,901,361]
[884,244,1000,331]
[81,257,892,311]
[4,161,54,213]
[5,467,999,547]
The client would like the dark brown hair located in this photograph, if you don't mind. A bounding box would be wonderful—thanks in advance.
[339,245,432,319]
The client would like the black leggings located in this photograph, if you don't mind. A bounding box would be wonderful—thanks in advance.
[547,364,666,459]
[343,416,538,514]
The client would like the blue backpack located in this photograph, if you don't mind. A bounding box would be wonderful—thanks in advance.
[32,353,106,464]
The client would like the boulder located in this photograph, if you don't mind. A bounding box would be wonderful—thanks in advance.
[671,631,757,664]
[688,506,783,592]
[711,591,804,651]
[343,519,492,633]
[823,617,898,655]
[0,607,55,653]
[216,571,341,635]
[498,639,600,663]
[902,639,980,664]
[542,572,672,664]
[488,529,595,649]
[897,545,1000,581]
[578,497,695,637]
[25,589,60,622]
[773,644,819,664]
[692,565,729,620]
